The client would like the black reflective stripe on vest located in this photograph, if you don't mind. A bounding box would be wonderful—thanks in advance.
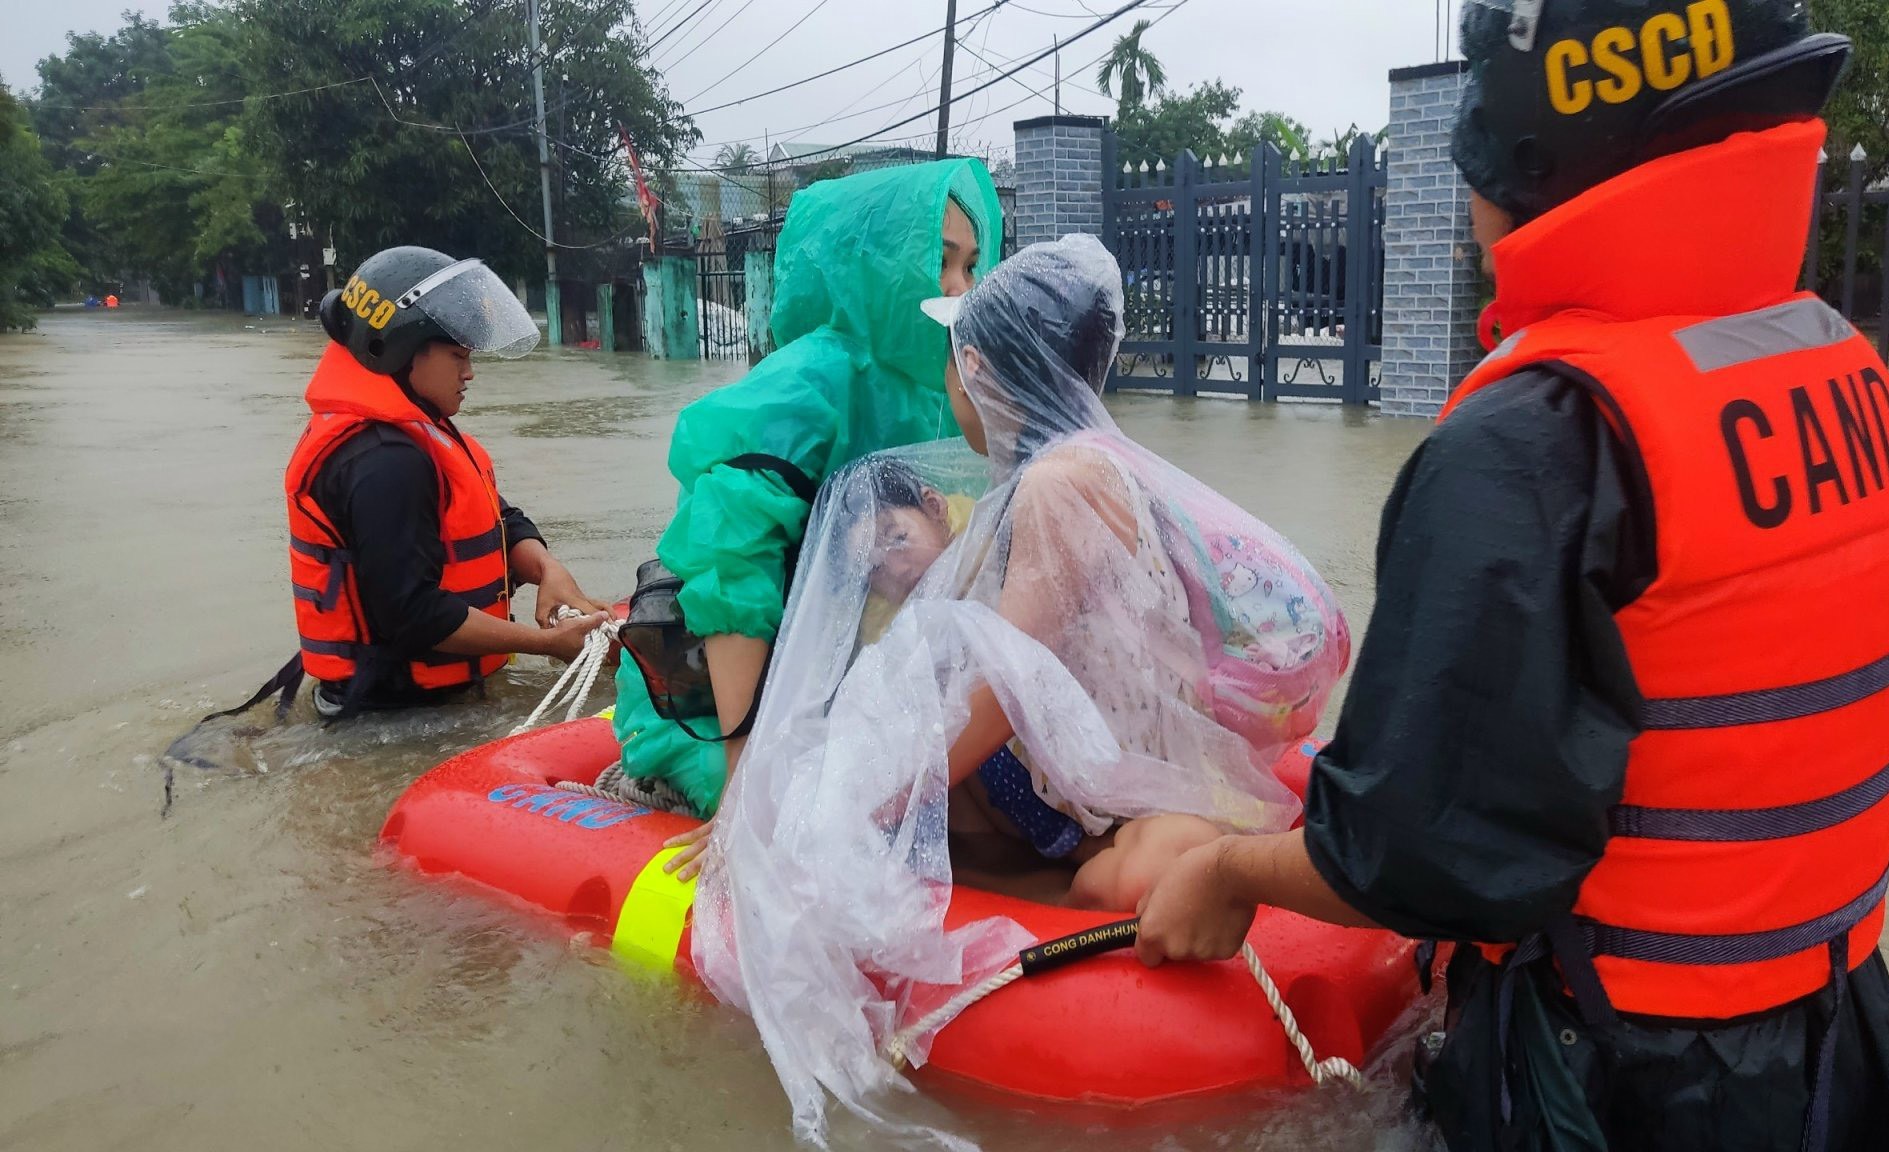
[1641,651,1889,730]
[302,636,475,669]
[447,524,505,564]
[1610,761,1889,842]
[452,577,509,611]
[1578,864,1889,967]
[290,536,353,611]
[290,536,345,563]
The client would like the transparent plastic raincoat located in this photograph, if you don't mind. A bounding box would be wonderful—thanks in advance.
[612,160,1003,814]
[695,235,1351,1146]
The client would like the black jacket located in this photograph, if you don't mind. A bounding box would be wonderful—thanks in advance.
[1301,371,1889,1151]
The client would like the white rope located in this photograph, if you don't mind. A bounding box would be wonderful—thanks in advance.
[882,964,1026,1070]
[1239,942,1365,1088]
[510,607,618,736]
[879,941,1363,1089]
[555,763,697,814]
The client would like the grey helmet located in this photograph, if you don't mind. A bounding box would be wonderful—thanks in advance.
[320,246,539,375]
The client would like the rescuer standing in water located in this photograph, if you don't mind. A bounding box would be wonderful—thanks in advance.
[1135,2,1889,1148]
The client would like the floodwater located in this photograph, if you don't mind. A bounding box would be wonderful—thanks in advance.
[0,309,1437,1152]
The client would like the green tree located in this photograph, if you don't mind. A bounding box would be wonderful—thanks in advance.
[1807,0,1887,294]
[1228,109,1311,161]
[0,85,79,330]
[236,0,696,283]
[1812,0,1887,186]
[68,4,279,302]
[28,12,173,291]
[714,142,758,172]
[1116,80,1312,173]
[1095,19,1166,118]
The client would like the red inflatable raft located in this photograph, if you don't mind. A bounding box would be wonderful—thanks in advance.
[381,718,1420,1108]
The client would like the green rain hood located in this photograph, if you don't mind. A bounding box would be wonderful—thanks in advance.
[615,158,1003,814]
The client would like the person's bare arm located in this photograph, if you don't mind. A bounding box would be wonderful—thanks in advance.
[1135,828,1378,967]
[434,605,603,663]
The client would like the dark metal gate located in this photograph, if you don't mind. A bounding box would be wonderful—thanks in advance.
[1102,135,1386,403]
[697,257,747,360]
[1807,146,1888,349]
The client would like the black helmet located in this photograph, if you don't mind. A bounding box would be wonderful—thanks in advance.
[320,245,540,375]
[1453,0,1852,221]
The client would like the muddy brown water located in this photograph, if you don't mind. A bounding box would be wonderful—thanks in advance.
[0,308,1440,1151]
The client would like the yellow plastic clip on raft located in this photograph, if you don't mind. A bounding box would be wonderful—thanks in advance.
[612,847,698,973]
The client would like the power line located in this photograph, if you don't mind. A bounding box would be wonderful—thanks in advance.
[957,35,1107,100]
[367,76,581,137]
[1003,1,1095,16]
[662,0,763,70]
[652,0,727,66]
[920,0,1190,148]
[683,1,1005,118]
[777,0,1161,165]
[646,0,720,53]
[28,76,367,113]
[680,0,840,105]
[456,129,644,249]
[78,146,271,180]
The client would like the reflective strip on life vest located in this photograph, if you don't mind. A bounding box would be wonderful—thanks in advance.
[1641,651,1889,729]
[302,636,482,671]
[1672,298,1858,373]
[1580,865,1889,967]
[453,577,509,611]
[1611,761,1889,842]
[447,524,505,563]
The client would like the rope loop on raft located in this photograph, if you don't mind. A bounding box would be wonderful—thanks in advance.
[555,762,696,815]
[882,938,1364,1090]
[510,607,617,736]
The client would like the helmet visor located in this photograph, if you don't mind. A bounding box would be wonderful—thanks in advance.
[400,259,540,359]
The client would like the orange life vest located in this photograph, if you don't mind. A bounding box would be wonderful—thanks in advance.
[284,344,511,692]
[1442,120,1889,1021]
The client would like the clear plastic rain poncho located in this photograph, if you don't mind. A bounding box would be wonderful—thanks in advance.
[695,235,1351,1147]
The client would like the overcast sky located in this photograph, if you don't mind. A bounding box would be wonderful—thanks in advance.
[4,0,1456,164]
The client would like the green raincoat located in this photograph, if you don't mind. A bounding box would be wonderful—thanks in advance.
[613,158,1003,815]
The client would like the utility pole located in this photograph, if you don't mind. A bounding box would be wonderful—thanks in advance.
[1054,36,1061,116]
[935,0,958,159]
[528,0,561,345]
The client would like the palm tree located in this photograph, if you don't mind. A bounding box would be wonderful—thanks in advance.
[1095,19,1167,117]
[713,142,759,173]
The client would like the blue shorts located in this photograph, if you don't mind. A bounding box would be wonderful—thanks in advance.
[976,745,1084,860]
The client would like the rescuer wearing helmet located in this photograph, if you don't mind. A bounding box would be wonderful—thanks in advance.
[1134,3,1889,1148]
[281,246,607,719]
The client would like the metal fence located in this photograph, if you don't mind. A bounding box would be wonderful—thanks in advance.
[1102,134,1387,403]
[1808,148,1888,349]
[696,258,746,360]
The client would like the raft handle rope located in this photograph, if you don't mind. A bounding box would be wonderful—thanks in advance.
[554,763,696,815]
[881,918,1365,1090]
[510,607,619,736]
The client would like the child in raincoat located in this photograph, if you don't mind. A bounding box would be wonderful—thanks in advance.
[613,159,1003,875]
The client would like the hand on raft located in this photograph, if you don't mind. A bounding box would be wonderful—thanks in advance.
[664,817,714,882]
[1135,836,1260,967]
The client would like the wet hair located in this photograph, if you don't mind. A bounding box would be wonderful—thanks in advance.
[866,457,932,510]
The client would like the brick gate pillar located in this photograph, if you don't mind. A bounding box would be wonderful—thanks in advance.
[1012,115,1106,250]
[1379,62,1484,419]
